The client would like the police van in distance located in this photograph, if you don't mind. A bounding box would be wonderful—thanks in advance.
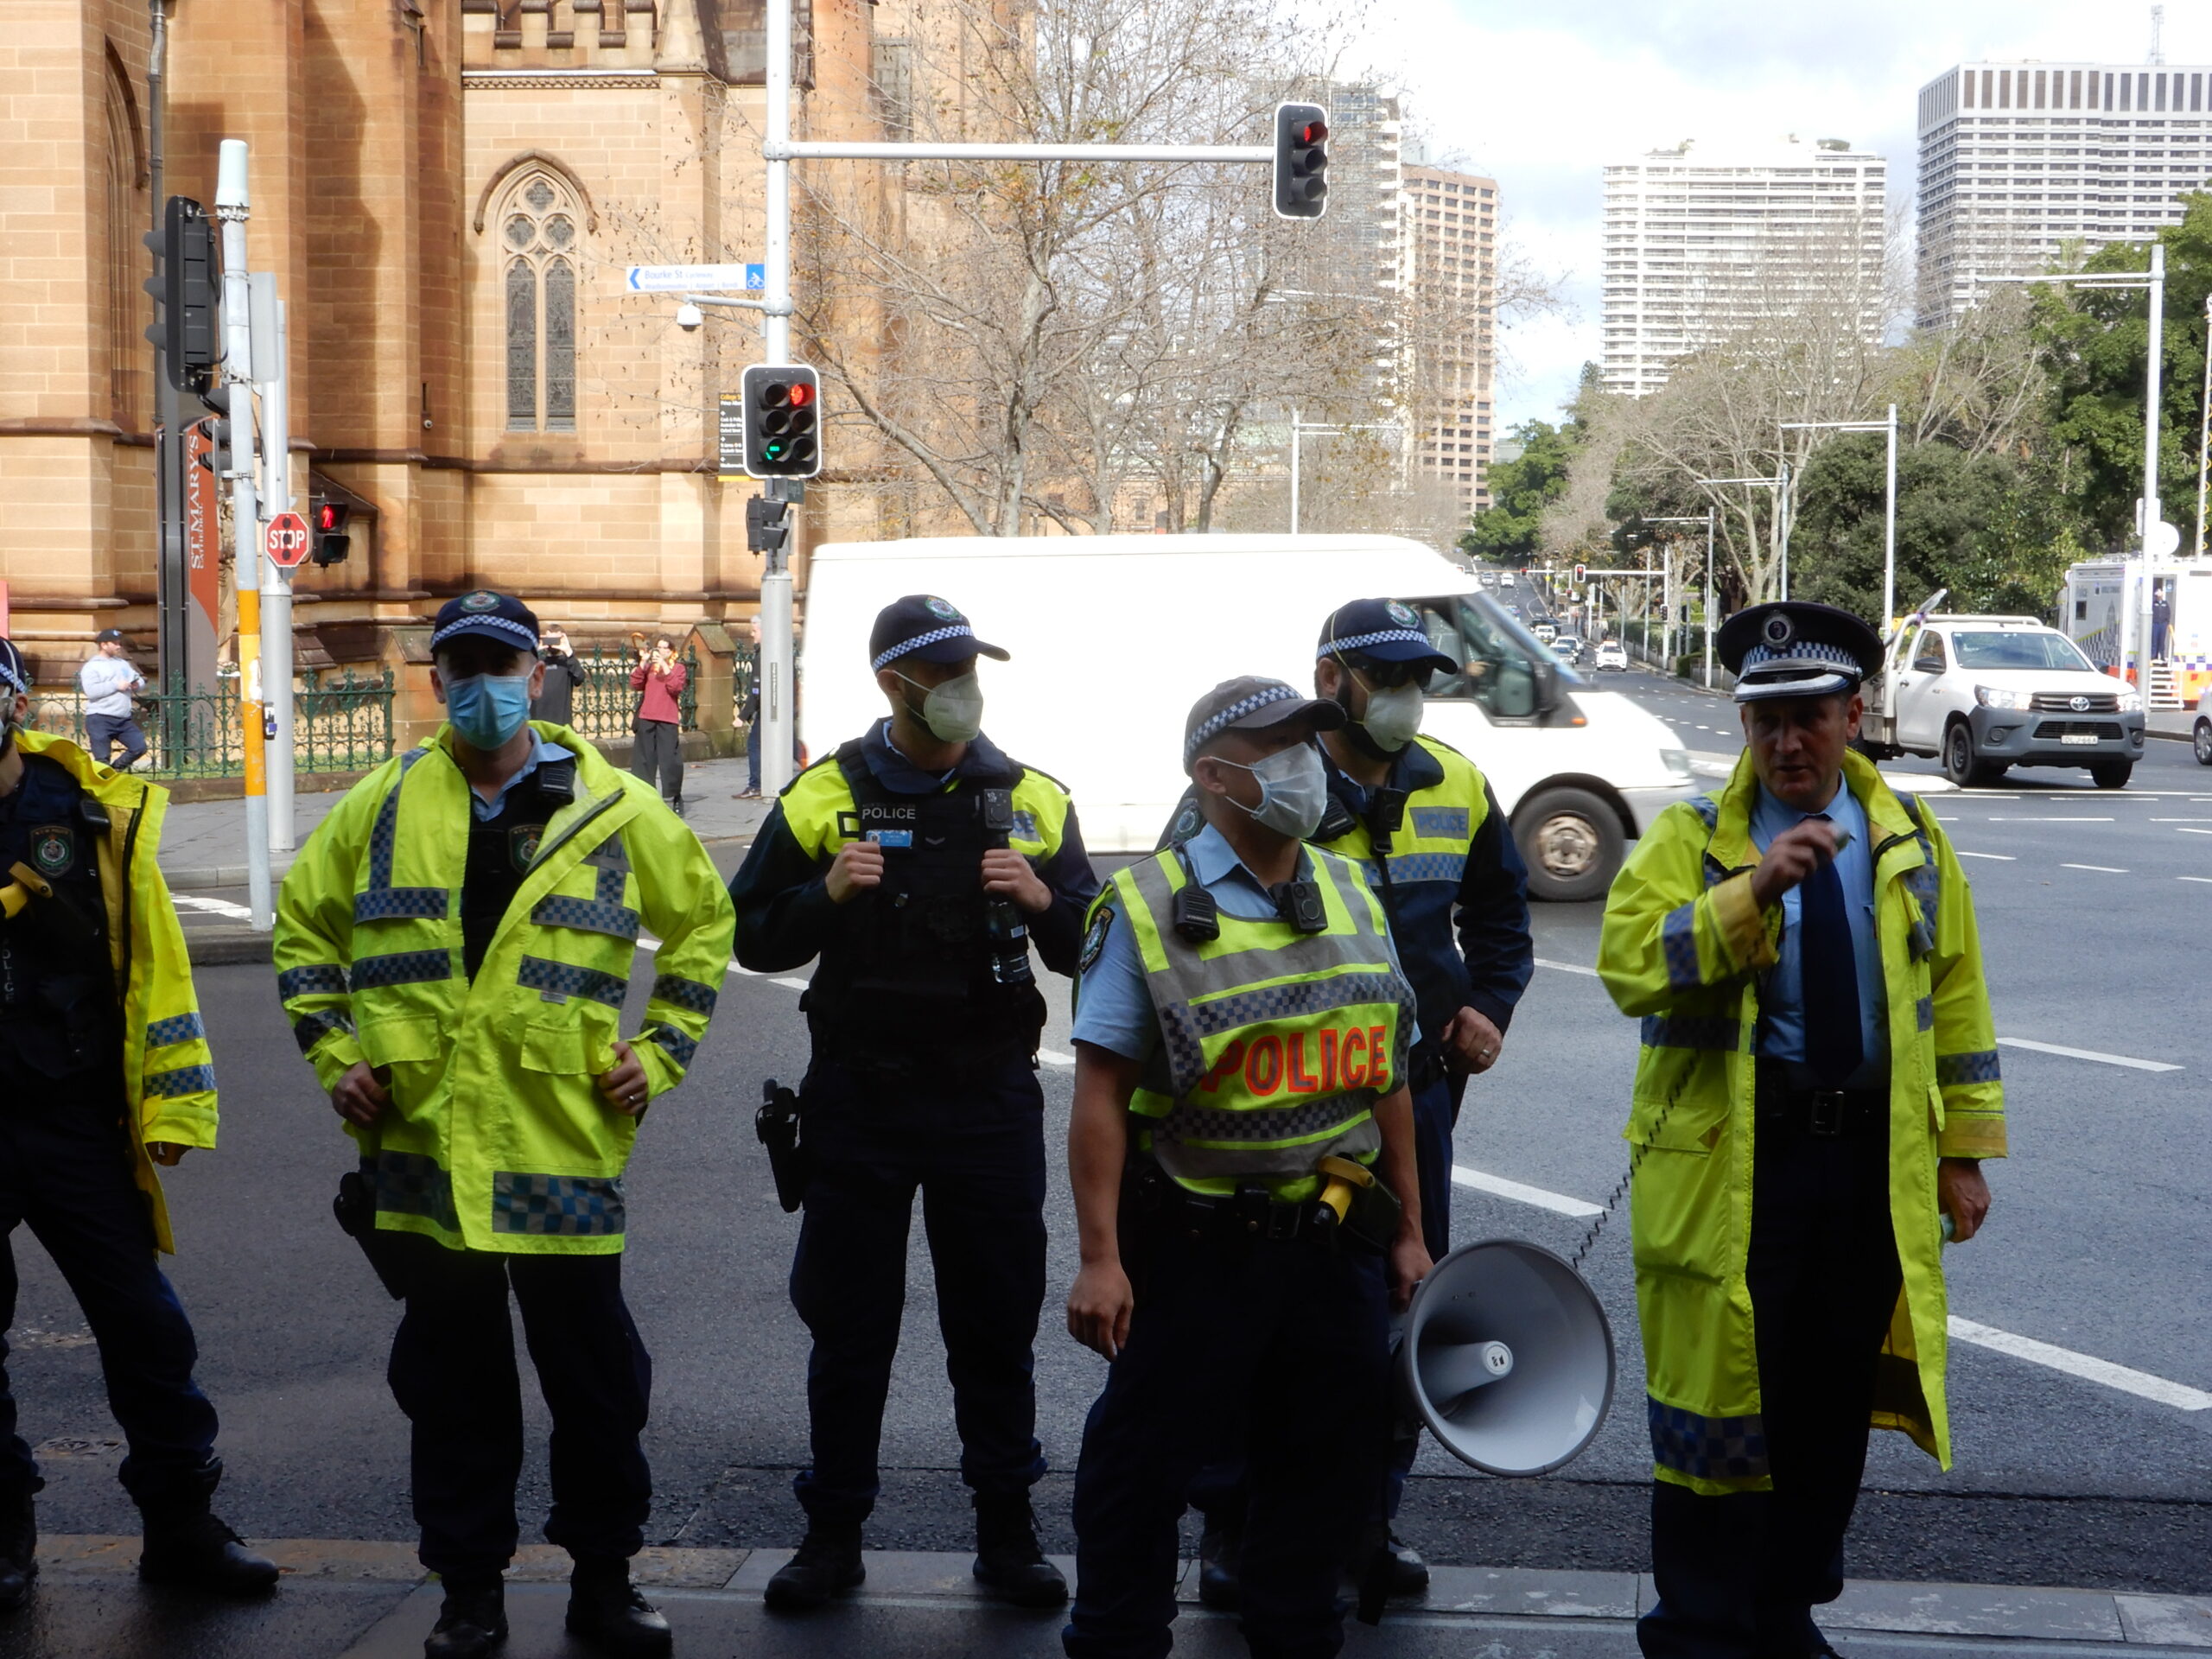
[798,534,1700,900]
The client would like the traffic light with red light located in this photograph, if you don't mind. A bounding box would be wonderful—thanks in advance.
[312,499,351,566]
[1273,103,1331,219]
[741,363,822,479]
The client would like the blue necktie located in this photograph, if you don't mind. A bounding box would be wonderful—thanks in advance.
[1800,813,1862,1085]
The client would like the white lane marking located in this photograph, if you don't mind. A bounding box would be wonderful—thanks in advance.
[1954,850,2015,861]
[1947,1318,2212,1412]
[1989,817,2114,823]
[1996,1037,2181,1073]
[2060,863,2127,874]
[2174,828,2212,837]
[771,976,811,992]
[1450,1165,1605,1218]
[174,893,255,921]
[1039,1048,1075,1068]
[2151,817,2212,823]
[2180,876,2212,885]
[1535,957,1600,977]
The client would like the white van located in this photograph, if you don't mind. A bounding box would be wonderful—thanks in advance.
[799,534,1700,900]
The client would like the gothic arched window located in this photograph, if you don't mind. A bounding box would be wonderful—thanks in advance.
[501,174,578,432]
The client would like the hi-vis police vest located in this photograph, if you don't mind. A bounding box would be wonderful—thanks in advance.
[1096,844,1416,1201]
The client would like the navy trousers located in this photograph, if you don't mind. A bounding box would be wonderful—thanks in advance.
[1065,1227,1391,1659]
[787,1057,1048,1527]
[83,714,147,772]
[1637,1114,1904,1659]
[383,1231,653,1582]
[0,1057,219,1510]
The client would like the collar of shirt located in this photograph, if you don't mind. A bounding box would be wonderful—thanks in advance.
[1746,772,1887,1083]
[863,718,1014,794]
[1183,821,1301,920]
[468,731,572,823]
[1747,774,1868,868]
[1322,734,1443,817]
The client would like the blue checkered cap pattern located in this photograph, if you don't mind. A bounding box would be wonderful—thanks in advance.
[0,641,27,696]
[429,613,538,653]
[872,623,974,671]
[1317,627,1434,658]
[1740,640,1861,673]
[1183,683,1302,767]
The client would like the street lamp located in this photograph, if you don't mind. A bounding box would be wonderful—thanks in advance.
[1696,474,1787,673]
[1980,247,2166,702]
[1641,515,1712,672]
[1781,406,1898,630]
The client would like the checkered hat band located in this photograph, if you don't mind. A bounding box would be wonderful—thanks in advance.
[430,614,538,653]
[1742,641,1859,673]
[872,623,973,671]
[0,653,24,697]
[1320,628,1433,658]
[1184,684,1300,765]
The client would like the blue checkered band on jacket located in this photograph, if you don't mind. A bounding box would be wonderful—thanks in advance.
[1662,902,1700,991]
[518,955,627,1007]
[530,893,640,940]
[651,973,717,1015]
[1641,1013,1741,1051]
[871,623,973,671]
[429,613,538,653]
[292,1007,355,1056]
[145,1063,217,1098]
[1936,1048,2001,1086]
[1182,683,1301,766]
[492,1172,626,1236]
[144,1013,206,1047]
[1318,627,1433,658]
[279,964,348,999]
[1740,641,1861,673]
[1649,1398,1770,1480]
[352,950,454,989]
[365,1151,459,1230]
[646,1025,697,1068]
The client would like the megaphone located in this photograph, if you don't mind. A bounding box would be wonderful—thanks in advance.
[1395,1238,1615,1477]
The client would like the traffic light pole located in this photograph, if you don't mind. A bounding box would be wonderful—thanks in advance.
[254,282,296,853]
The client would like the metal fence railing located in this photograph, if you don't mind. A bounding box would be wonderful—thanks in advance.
[27,669,397,779]
[563,644,703,747]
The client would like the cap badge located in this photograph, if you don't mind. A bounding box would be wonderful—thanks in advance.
[924,596,960,620]
[1761,613,1795,648]
[1386,601,1419,627]
[461,591,499,613]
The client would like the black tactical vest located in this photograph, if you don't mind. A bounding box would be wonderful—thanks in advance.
[804,740,1046,1067]
[459,758,575,981]
[0,753,118,1078]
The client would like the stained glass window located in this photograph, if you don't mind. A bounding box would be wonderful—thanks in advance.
[505,259,536,429]
[499,172,583,432]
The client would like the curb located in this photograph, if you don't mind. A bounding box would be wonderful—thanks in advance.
[25,1538,2211,1649]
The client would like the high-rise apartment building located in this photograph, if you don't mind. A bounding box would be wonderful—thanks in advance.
[1916,61,2212,328]
[1401,162,1498,512]
[1599,137,1887,397]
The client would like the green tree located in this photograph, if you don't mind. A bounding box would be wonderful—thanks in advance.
[1459,418,1580,563]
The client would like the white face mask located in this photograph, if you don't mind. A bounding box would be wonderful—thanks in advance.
[1213,743,1328,840]
[897,670,984,743]
[1357,678,1425,752]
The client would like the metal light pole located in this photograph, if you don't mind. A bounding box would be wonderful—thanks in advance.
[2196,290,2211,559]
[253,283,295,852]
[1705,507,1716,689]
[1643,515,1711,675]
[214,140,270,928]
[1290,408,1300,533]
[1781,408,1899,626]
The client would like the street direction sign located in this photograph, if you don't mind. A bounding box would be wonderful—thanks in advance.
[626,264,763,293]
[265,510,309,569]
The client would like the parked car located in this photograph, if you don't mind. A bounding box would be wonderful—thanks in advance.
[1595,639,1629,671]
[2195,684,2212,766]
[1858,608,2146,788]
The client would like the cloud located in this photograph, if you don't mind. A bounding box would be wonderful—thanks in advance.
[1357,0,2212,433]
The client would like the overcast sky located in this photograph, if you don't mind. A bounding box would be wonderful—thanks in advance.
[1363,0,2212,436]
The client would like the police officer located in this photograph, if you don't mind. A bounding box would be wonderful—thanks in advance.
[729,594,1098,1611]
[0,637,276,1611]
[1596,603,2004,1659]
[275,591,735,1659]
[1165,601,1535,1600]
[1063,677,1432,1659]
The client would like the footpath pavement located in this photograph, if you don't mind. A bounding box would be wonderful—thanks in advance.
[8,1539,2210,1658]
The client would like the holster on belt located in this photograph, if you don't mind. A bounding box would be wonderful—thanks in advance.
[1313,1155,1403,1254]
[0,861,101,956]
[332,1170,411,1300]
[756,1077,813,1213]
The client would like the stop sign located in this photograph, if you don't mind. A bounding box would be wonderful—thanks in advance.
[265,510,310,569]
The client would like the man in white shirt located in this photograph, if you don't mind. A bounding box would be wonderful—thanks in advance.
[78,630,148,772]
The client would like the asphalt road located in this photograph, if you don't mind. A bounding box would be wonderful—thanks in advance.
[3,658,2206,1611]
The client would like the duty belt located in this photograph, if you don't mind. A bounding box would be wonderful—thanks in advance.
[1754,1058,1885,1138]
[1128,1160,1396,1249]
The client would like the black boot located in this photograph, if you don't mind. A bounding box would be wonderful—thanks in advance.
[970,1492,1065,1608]
[1381,1529,1430,1598]
[137,1507,279,1596]
[566,1557,672,1658]
[762,1522,864,1611]
[0,1487,35,1614]
[1196,1519,1241,1611]
[424,1579,507,1659]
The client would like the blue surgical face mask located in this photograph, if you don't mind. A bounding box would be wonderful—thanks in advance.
[442,671,534,752]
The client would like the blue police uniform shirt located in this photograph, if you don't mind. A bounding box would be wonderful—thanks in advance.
[1071,822,1294,1065]
[1748,777,1887,1088]
[468,730,573,822]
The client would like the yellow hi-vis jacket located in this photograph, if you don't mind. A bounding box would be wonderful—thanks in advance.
[273,723,735,1255]
[1596,748,2005,1492]
[12,731,219,1255]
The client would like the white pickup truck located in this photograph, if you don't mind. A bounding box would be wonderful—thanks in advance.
[1855,610,2146,788]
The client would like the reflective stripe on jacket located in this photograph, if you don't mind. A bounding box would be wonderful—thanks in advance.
[15,731,217,1255]
[1596,747,2005,1492]
[1097,844,1415,1200]
[273,721,736,1255]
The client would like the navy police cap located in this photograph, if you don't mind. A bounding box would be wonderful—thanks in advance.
[429,589,541,657]
[868,594,1010,672]
[1717,601,1883,704]
[1183,675,1345,773]
[1319,597,1456,676]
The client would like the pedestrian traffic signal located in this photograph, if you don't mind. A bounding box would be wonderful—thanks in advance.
[741,364,821,479]
[311,498,351,566]
[1272,103,1330,219]
[143,196,219,397]
[1573,563,1587,586]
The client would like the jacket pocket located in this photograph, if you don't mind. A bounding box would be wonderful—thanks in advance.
[521,1020,596,1076]
[358,1014,443,1069]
